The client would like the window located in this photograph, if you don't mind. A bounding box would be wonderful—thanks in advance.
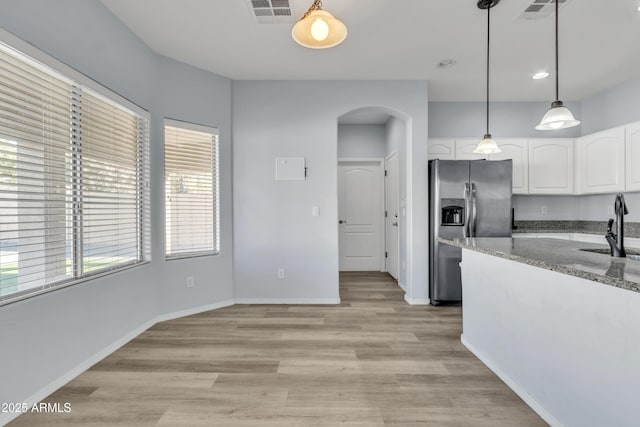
[0,40,150,305]
[164,120,219,259]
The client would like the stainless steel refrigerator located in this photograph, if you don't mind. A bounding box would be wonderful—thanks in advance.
[429,159,513,305]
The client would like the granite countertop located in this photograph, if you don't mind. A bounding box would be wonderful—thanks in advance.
[512,220,640,237]
[438,236,640,293]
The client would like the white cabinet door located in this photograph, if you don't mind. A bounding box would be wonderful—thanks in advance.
[576,127,625,194]
[528,139,574,194]
[427,138,455,160]
[455,138,487,160]
[626,121,640,191]
[489,138,528,194]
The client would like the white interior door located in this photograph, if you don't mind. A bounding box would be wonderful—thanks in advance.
[338,161,383,271]
[385,153,399,279]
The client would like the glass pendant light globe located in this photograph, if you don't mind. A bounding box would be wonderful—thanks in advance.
[473,134,501,154]
[474,0,501,156]
[535,101,581,130]
[310,17,329,41]
[292,9,347,49]
[535,0,580,131]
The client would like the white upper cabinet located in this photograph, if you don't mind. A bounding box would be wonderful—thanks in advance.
[576,127,625,194]
[528,139,574,194]
[626,121,640,192]
[489,138,528,194]
[455,138,487,160]
[427,138,454,160]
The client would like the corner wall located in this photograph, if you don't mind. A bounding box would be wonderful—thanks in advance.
[232,80,429,303]
[0,0,234,414]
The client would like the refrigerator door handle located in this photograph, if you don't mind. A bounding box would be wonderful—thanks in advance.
[471,182,478,237]
[464,183,471,238]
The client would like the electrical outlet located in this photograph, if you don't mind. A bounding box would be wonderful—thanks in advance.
[541,205,548,215]
[186,276,194,288]
[278,268,285,279]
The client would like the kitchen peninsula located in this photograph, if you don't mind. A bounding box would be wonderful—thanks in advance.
[440,237,640,427]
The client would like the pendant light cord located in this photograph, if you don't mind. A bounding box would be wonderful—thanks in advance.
[555,0,559,101]
[486,3,491,135]
[301,0,323,20]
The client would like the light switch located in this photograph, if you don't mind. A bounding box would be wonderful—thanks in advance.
[312,206,320,217]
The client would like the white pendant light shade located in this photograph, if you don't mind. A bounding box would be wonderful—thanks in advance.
[536,0,580,131]
[474,0,501,155]
[292,9,347,49]
[535,101,580,130]
[473,134,501,154]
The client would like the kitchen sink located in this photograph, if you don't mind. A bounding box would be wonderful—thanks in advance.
[580,248,640,260]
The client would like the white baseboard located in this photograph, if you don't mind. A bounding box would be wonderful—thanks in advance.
[1,299,234,426]
[397,281,406,291]
[234,298,341,305]
[1,318,156,426]
[156,299,235,323]
[404,293,430,305]
[2,295,347,425]
[461,334,563,427]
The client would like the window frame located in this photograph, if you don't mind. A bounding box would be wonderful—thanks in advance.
[0,28,151,307]
[163,118,220,261]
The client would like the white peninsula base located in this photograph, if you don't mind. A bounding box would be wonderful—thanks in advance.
[460,248,640,427]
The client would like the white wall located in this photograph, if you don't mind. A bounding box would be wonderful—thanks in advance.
[386,117,408,285]
[337,124,386,158]
[581,78,640,135]
[512,195,581,221]
[580,193,640,223]
[428,101,582,139]
[232,80,429,303]
[0,0,234,413]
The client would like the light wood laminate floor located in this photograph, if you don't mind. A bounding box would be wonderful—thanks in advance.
[10,272,546,426]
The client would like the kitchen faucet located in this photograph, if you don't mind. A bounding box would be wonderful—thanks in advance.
[605,193,628,257]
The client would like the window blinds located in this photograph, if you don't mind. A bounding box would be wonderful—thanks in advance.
[0,42,150,305]
[81,90,148,274]
[164,121,219,259]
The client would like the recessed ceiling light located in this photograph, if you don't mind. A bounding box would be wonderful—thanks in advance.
[438,59,457,69]
[532,71,550,80]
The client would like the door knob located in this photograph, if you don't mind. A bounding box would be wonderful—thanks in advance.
[339,220,346,224]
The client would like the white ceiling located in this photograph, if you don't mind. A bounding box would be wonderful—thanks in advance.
[100,0,640,102]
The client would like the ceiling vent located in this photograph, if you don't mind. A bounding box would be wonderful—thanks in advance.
[247,0,296,24]
[519,0,572,20]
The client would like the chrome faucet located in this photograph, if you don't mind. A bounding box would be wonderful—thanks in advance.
[605,193,628,257]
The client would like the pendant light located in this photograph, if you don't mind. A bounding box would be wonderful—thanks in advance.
[473,0,501,155]
[535,0,580,130]
[292,0,347,49]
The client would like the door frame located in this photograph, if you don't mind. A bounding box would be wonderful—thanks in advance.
[337,158,386,272]
[384,151,400,279]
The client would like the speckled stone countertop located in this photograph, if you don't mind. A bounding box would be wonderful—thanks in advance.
[438,236,640,293]
[512,220,640,237]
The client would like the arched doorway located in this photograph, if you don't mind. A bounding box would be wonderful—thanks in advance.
[336,106,409,293]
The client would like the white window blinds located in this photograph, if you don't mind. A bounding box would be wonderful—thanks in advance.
[81,89,149,273]
[0,42,150,305]
[164,120,219,259]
